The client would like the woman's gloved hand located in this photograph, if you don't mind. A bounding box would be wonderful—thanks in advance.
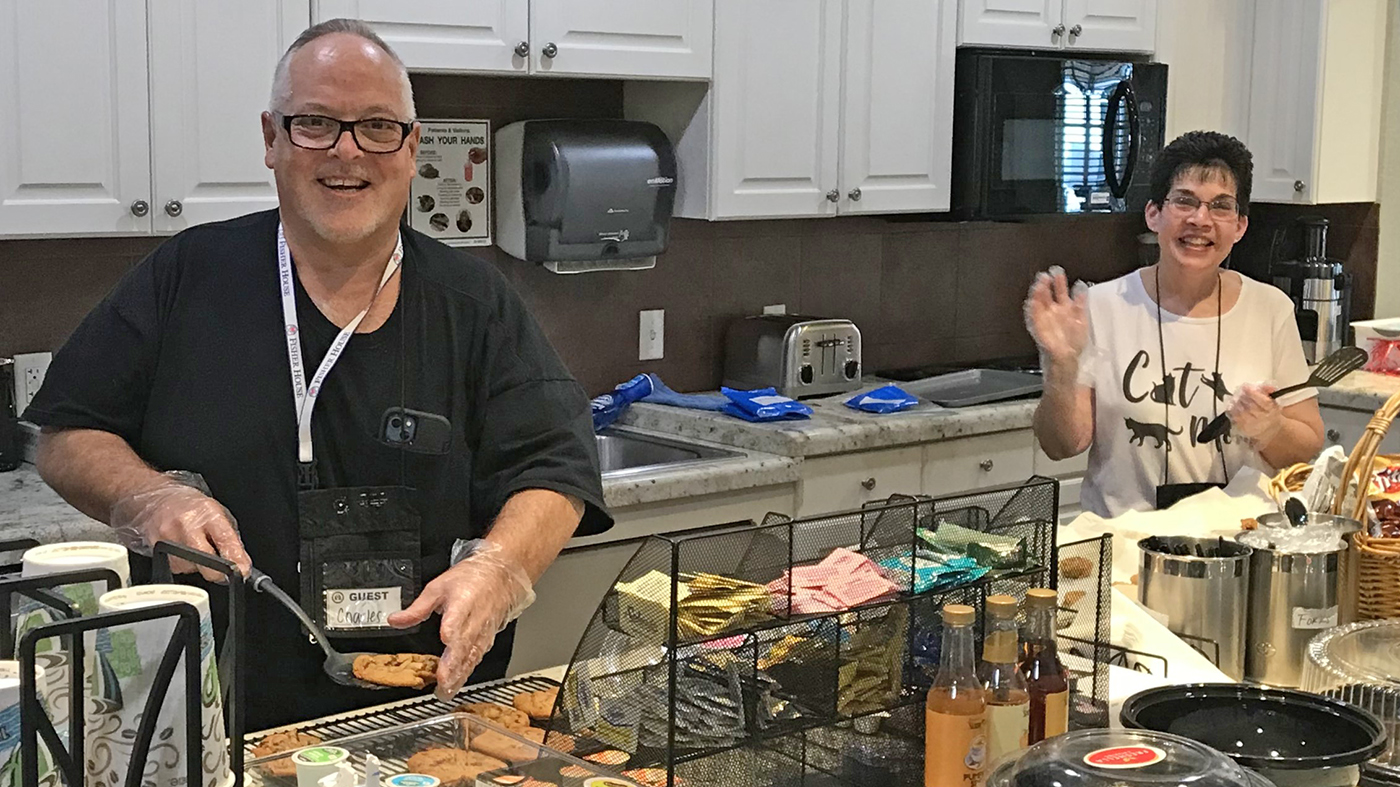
[109,471,252,582]
[387,539,536,701]
[1227,382,1285,449]
[1024,266,1090,369]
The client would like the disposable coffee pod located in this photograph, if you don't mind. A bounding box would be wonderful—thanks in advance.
[293,746,349,787]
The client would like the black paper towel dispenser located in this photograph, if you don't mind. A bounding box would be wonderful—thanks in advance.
[496,120,677,271]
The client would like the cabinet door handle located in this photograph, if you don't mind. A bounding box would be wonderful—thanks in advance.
[1294,180,1306,193]
[514,41,529,57]
[848,188,862,202]
[979,459,994,472]
[130,200,150,217]
[1068,24,1082,38]
[826,189,840,203]
[164,199,183,217]
[1326,429,1342,443]
[542,42,558,58]
[861,477,877,491]
[1052,24,1066,39]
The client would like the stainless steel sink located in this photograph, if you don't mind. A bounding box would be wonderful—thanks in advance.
[597,426,742,477]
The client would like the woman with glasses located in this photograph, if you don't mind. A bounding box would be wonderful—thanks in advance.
[1026,131,1324,515]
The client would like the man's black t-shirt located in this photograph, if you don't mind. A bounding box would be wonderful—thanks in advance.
[24,210,610,729]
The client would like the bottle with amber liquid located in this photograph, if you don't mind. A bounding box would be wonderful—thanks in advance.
[926,604,988,787]
[979,595,1029,764]
[1019,588,1070,743]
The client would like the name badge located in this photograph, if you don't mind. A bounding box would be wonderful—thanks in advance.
[324,587,402,630]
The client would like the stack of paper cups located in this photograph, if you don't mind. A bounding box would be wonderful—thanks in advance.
[17,542,131,726]
[95,585,231,787]
[0,660,57,784]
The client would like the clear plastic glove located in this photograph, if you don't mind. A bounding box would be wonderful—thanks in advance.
[386,539,536,701]
[108,470,252,582]
[1227,382,1285,449]
[1024,266,1090,384]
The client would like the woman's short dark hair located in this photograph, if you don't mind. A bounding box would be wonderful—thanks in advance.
[1148,130,1253,216]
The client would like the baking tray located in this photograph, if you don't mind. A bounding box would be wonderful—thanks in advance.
[899,368,1043,407]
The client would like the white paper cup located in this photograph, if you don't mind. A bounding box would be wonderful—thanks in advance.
[292,746,348,787]
[15,542,131,726]
[95,585,231,787]
[0,660,57,785]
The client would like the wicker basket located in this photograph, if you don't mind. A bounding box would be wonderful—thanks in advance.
[1331,389,1400,620]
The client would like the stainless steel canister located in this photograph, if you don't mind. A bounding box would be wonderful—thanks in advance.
[1255,512,1363,625]
[1138,536,1253,680]
[1238,517,1362,688]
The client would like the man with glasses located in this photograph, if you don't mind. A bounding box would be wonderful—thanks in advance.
[24,19,610,728]
[1024,131,1323,516]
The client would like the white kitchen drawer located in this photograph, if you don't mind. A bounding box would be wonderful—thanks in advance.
[1320,405,1400,454]
[796,446,924,518]
[922,429,1035,496]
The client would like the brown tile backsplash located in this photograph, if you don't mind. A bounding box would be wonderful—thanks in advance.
[0,75,1378,397]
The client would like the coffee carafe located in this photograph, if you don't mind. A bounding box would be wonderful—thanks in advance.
[1270,217,1351,364]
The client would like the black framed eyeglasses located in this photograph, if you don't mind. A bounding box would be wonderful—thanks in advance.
[278,114,415,154]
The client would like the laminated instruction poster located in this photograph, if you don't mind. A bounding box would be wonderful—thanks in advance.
[408,119,491,247]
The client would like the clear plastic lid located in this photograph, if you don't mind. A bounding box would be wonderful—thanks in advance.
[986,729,1261,787]
[1307,619,1400,688]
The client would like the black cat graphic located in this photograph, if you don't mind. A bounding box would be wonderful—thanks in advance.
[1125,417,1182,450]
[1201,372,1231,402]
[1149,374,1176,405]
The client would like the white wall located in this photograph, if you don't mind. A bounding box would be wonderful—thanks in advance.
[1154,0,1253,141]
[1376,7,1400,318]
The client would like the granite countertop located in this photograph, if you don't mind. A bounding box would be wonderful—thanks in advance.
[616,391,1038,458]
[1316,369,1400,412]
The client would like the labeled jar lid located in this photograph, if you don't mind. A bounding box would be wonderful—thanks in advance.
[1025,588,1057,609]
[942,604,975,625]
[386,775,441,787]
[986,728,1260,787]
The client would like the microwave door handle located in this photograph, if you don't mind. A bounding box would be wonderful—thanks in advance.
[1122,81,1141,196]
[1101,81,1127,199]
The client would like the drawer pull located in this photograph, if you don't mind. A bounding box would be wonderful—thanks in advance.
[861,477,877,491]
[979,459,994,472]
[1326,429,1341,443]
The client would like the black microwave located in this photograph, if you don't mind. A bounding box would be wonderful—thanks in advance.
[951,49,1167,219]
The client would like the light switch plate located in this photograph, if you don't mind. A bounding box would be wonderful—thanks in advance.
[13,352,52,414]
[639,309,664,361]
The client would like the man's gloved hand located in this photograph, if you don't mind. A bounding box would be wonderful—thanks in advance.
[1227,382,1285,450]
[109,471,252,582]
[387,539,536,701]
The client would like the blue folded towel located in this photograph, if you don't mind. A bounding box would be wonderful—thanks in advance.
[721,387,813,422]
[845,384,920,414]
[641,375,729,411]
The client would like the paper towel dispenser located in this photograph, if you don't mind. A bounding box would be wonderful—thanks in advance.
[496,119,677,271]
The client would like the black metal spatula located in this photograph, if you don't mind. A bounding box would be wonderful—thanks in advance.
[1195,345,1368,444]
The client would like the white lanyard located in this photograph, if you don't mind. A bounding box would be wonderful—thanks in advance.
[278,223,403,465]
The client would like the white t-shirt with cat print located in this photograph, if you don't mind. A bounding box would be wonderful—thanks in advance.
[1075,269,1314,517]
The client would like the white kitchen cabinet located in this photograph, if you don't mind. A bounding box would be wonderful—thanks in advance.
[0,1,151,236]
[923,429,1036,497]
[1033,439,1089,521]
[958,0,1156,53]
[626,0,955,220]
[509,539,640,676]
[797,446,925,518]
[148,0,304,232]
[0,0,304,238]
[316,0,712,80]
[1244,0,1387,204]
[1320,405,1400,456]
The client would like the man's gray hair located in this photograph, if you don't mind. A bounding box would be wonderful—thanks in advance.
[269,18,416,118]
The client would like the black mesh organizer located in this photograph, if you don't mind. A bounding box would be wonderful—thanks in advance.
[542,477,1116,787]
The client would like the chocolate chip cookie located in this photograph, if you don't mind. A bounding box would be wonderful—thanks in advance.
[457,701,530,732]
[511,686,559,720]
[406,747,507,786]
[352,653,439,689]
[250,729,321,777]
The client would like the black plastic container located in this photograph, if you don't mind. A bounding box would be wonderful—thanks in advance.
[1121,684,1387,786]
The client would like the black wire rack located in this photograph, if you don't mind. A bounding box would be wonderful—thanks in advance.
[537,477,1117,787]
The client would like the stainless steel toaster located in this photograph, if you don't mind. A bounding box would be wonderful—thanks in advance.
[721,315,862,398]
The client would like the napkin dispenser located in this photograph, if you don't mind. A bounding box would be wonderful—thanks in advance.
[496,119,677,273]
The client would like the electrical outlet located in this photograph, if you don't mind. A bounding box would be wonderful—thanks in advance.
[763,304,787,315]
[639,309,664,361]
[13,352,52,414]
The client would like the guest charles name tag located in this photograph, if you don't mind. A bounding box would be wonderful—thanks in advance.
[324,587,402,630]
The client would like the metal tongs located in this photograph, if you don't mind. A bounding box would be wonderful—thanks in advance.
[247,568,389,690]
